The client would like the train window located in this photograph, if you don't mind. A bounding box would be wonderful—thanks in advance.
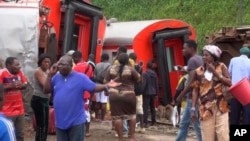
[112,51,117,60]
[71,24,80,51]
[165,47,175,72]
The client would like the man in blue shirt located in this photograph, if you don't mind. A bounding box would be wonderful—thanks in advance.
[0,84,16,141]
[44,55,120,141]
[228,46,250,125]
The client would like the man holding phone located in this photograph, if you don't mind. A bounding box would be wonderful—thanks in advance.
[44,55,121,141]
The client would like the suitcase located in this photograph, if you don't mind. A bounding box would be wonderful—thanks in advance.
[32,107,56,134]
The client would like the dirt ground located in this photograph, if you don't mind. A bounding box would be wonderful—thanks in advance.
[22,84,197,141]
[24,118,197,141]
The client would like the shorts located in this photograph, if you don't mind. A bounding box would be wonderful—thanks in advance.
[95,91,108,103]
[84,99,91,122]
[136,95,143,114]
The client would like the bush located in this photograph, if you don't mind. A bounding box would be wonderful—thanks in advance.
[92,0,250,51]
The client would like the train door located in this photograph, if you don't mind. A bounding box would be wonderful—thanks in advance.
[152,27,190,105]
[164,39,185,99]
[58,12,91,60]
[74,15,91,61]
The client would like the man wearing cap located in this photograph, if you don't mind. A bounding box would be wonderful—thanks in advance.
[228,46,250,125]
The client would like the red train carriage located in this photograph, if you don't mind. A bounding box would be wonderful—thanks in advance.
[103,19,196,106]
[40,0,106,62]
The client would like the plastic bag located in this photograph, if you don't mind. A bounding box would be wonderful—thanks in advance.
[171,106,179,127]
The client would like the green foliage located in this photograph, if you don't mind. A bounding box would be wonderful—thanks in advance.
[92,0,250,50]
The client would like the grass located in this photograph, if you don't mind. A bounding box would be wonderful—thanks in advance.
[92,0,250,51]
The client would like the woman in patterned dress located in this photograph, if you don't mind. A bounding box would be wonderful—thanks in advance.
[191,45,231,141]
[104,53,140,141]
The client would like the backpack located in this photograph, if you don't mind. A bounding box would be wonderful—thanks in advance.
[95,64,111,84]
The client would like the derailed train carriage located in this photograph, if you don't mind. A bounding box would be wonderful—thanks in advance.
[0,0,106,119]
[102,19,196,106]
[0,0,204,113]
[0,0,106,80]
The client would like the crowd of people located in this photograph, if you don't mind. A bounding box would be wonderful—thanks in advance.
[0,40,250,141]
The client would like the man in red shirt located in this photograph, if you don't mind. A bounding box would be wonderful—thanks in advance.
[72,51,93,137]
[0,57,28,141]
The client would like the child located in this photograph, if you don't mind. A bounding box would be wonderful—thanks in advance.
[84,92,91,137]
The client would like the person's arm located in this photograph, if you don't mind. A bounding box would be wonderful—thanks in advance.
[13,71,28,90]
[191,85,199,108]
[94,84,110,92]
[218,64,232,86]
[34,69,47,87]
[208,63,232,87]
[5,71,28,90]
[228,59,233,77]
[43,73,53,94]
[191,86,199,122]
[94,80,121,92]
[190,71,199,122]
[44,64,58,94]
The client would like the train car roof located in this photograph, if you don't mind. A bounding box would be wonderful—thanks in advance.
[104,19,196,47]
[104,20,162,46]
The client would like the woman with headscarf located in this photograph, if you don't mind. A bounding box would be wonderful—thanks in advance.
[190,45,231,141]
[31,53,52,141]
[104,53,140,141]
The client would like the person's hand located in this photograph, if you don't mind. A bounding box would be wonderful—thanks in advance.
[107,79,122,88]
[49,63,58,76]
[11,80,24,89]
[206,63,216,73]
[15,81,23,88]
[191,110,197,122]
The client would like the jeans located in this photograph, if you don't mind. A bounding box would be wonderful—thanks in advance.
[31,95,49,141]
[176,98,202,141]
[56,123,85,141]
[123,120,128,134]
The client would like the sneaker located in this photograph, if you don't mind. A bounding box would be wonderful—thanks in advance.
[135,128,140,133]
[139,128,146,134]
[115,133,128,138]
[136,128,146,134]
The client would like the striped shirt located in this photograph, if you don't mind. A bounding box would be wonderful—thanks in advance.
[0,69,27,116]
[0,113,16,141]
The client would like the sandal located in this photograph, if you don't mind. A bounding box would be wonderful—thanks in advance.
[85,133,91,137]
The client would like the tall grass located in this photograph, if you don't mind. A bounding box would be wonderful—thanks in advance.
[92,0,250,50]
